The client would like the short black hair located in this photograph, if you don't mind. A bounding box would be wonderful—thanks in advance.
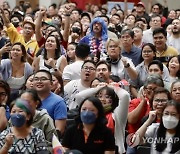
[148,60,163,71]
[121,29,134,39]
[153,27,167,38]
[96,60,111,72]
[75,43,90,59]
[81,60,96,69]
[99,15,110,24]
[34,69,52,81]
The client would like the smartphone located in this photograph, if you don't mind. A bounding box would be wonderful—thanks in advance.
[5,39,12,46]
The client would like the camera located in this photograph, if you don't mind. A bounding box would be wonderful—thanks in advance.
[72,27,81,35]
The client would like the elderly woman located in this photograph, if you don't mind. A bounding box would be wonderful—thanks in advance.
[103,38,137,81]
[0,98,49,153]
[0,42,33,97]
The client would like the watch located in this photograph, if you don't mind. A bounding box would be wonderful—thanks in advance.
[0,104,6,110]
[124,63,130,68]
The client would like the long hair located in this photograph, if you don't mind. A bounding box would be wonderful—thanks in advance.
[43,35,61,60]
[96,86,119,113]
[78,96,107,127]
[156,100,180,153]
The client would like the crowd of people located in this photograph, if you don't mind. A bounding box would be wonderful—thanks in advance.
[0,0,179,154]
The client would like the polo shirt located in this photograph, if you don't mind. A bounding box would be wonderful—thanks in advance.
[121,45,142,66]
[62,124,115,154]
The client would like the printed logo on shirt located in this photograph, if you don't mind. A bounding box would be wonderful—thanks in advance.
[94,140,104,144]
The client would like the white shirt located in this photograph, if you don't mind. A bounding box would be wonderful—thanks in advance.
[64,79,88,110]
[62,61,84,81]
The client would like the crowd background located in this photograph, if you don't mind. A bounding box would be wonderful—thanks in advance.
[0,0,179,154]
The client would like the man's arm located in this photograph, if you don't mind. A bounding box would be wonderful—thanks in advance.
[55,119,66,137]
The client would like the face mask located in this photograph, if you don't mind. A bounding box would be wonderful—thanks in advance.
[80,110,96,124]
[103,104,112,113]
[11,113,26,127]
[162,115,179,129]
[12,22,19,28]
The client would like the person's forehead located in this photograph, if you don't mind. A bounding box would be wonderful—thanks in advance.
[154,33,165,37]
[84,62,95,67]
[23,23,33,28]
[0,87,6,92]
[35,72,49,77]
[97,64,108,69]
[149,64,161,69]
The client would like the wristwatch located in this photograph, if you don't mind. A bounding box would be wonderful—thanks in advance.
[124,63,130,68]
[0,104,6,110]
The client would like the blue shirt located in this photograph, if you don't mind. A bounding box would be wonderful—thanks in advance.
[41,92,67,120]
[121,45,142,66]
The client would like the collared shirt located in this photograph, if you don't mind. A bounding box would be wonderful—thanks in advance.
[122,45,142,66]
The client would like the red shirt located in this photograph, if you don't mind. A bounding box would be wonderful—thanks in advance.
[128,98,151,134]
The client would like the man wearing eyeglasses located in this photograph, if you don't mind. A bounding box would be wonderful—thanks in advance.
[0,80,10,132]
[64,60,96,110]
[33,70,67,138]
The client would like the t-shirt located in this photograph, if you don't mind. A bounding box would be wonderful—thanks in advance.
[41,92,67,120]
[62,61,84,81]
[62,124,115,154]
[64,79,88,110]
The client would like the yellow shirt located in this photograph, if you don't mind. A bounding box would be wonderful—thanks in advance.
[156,46,179,65]
[6,24,39,57]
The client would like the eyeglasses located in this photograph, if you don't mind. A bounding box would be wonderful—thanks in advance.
[144,87,156,91]
[82,66,96,71]
[154,99,168,104]
[142,50,153,54]
[0,92,7,97]
[33,77,51,82]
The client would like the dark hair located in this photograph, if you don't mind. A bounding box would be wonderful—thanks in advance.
[81,60,96,69]
[51,72,64,96]
[121,29,134,39]
[153,27,167,38]
[34,69,52,81]
[148,60,163,71]
[21,73,34,90]
[20,89,42,108]
[135,17,146,24]
[170,80,180,95]
[153,87,171,101]
[78,96,107,127]
[43,35,61,60]
[90,77,104,87]
[96,86,119,112]
[12,42,27,62]
[112,13,121,19]
[167,55,180,78]
[156,100,180,153]
[150,14,161,21]
[66,42,78,63]
[109,75,120,82]
[126,14,136,20]
[96,60,111,72]
[0,80,10,105]
[99,15,110,24]
[141,43,156,59]
[152,3,163,14]
[75,43,90,59]
[48,29,63,43]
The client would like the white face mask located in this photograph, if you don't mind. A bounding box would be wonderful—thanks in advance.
[162,115,179,129]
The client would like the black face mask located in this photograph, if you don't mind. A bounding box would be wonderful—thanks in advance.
[12,22,19,28]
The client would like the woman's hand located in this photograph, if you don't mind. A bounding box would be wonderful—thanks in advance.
[5,133,14,148]
[54,83,61,94]
[47,58,56,69]
[147,111,157,124]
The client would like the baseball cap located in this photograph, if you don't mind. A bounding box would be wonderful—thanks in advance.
[137,2,145,8]
[22,20,35,30]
